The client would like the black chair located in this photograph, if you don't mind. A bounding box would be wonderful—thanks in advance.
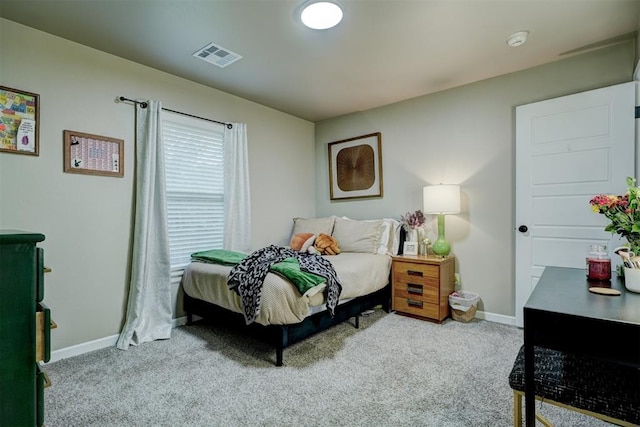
[508,345,640,427]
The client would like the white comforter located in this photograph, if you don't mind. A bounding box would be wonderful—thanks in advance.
[181,252,391,326]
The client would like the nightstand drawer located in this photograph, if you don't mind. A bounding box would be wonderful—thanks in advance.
[393,282,438,304]
[393,297,439,319]
[393,262,439,285]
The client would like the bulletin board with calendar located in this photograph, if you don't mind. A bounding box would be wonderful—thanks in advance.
[63,130,124,178]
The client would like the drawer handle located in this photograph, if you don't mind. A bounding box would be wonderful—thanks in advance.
[407,299,423,308]
[407,270,423,277]
[43,371,52,388]
[407,283,423,295]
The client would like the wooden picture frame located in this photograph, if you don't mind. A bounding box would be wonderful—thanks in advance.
[403,242,418,256]
[63,130,124,177]
[0,86,40,156]
[328,132,383,200]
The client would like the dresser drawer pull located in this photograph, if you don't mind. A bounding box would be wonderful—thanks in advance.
[407,299,423,308]
[407,283,423,295]
[43,370,52,388]
[36,303,51,363]
[407,270,423,277]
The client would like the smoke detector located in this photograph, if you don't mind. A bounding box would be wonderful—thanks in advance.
[193,42,242,68]
[506,31,529,47]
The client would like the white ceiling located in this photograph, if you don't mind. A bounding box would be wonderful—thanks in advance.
[1,0,639,122]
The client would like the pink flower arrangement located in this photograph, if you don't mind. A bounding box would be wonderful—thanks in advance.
[400,210,425,231]
[590,177,640,254]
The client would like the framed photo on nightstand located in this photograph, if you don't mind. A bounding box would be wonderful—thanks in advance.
[403,241,418,255]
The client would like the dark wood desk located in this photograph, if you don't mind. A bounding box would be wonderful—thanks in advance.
[523,267,640,427]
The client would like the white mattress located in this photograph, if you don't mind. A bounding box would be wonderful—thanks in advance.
[181,252,391,325]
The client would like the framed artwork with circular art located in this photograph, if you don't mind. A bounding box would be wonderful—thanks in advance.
[328,132,383,200]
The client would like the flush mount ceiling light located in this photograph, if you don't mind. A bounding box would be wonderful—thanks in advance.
[300,1,343,30]
[506,31,529,47]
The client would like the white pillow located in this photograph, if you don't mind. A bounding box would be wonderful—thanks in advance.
[337,216,399,255]
[377,220,392,255]
[292,216,336,237]
[384,218,402,255]
[332,217,384,254]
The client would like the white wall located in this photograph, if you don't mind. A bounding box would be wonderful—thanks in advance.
[315,41,636,318]
[0,19,316,350]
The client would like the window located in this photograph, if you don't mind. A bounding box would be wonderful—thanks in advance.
[162,112,225,286]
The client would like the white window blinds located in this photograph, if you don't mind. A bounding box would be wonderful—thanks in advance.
[162,112,225,286]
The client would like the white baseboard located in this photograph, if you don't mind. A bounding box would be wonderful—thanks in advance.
[48,315,200,363]
[49,333,119,363]
[475,310,517,326]
[48,311,515,363]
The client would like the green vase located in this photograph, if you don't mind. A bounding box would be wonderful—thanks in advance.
[431,213,451,256]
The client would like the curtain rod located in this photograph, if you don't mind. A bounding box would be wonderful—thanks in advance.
[118,96,233,129]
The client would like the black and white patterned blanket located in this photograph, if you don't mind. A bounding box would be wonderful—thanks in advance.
[228,245,342,324]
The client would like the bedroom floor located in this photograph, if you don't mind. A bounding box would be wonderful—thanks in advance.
[43,310,612,426]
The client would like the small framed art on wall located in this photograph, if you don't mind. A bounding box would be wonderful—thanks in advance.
[0,86,40,156]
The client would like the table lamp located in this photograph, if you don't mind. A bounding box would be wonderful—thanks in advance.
[423,184,460,256]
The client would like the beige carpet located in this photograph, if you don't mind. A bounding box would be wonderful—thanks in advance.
[43,310,612,426]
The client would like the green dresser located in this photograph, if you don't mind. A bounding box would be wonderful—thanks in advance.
[0,230,50,426]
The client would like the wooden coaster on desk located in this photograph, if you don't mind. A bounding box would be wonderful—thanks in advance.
[588,287,621,296]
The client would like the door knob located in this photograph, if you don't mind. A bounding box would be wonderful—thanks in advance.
[518,225,528,233]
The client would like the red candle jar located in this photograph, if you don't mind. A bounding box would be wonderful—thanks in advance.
[586,245,611,281]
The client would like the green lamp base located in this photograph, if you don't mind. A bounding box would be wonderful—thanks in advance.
[431,238,451,257]
[431,213,451,257]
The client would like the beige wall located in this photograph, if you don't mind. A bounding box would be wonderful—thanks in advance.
[635,29,640,77]
[636,27,640,62]
[315,41,636,318]
[1,18,636,352]
[0,19,315,350]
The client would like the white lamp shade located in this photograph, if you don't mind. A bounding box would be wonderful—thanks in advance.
[423,185,460,214]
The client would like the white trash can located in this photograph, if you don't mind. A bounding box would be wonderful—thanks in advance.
[448,291,480,322]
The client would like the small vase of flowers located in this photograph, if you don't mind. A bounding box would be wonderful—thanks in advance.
[400,210,425,243]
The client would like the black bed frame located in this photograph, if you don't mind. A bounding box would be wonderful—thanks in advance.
[184,284,391,366]
[185,228,405,366]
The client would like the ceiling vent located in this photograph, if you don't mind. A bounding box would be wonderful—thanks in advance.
[193,42,242,68]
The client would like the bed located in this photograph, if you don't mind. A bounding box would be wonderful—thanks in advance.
[182,216,404,365]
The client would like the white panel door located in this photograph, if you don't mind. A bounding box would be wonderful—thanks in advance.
[515,82,636,327]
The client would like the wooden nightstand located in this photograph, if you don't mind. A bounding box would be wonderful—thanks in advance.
[391,254,455,322]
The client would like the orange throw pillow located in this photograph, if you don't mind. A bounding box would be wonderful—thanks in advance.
[290,233,315,251]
